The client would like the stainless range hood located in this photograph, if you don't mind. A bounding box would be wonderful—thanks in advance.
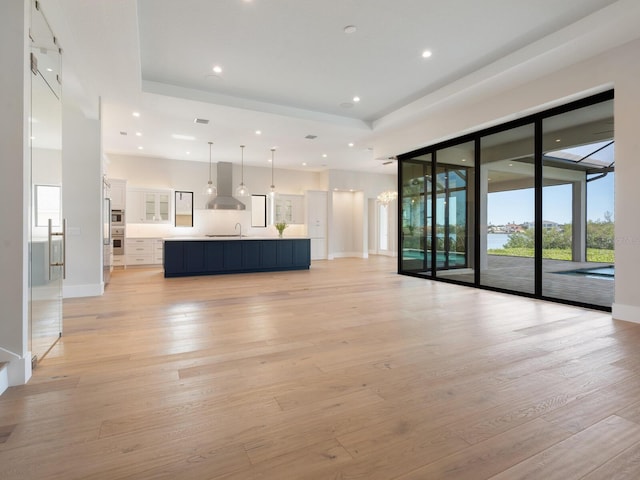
[206,162,246,210]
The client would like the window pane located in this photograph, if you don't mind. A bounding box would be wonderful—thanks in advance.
[434,141,475,284]
[401,157,430,274]
[542,99,614,307]
[480,124,535,294]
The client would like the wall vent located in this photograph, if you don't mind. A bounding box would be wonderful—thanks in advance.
[194,118,210,125]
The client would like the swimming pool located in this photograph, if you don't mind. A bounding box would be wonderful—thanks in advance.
[556,265,615,280]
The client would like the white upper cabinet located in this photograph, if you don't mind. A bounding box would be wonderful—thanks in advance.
[109,178,127,210]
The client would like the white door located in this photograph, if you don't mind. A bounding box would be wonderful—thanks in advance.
[306,191,328,260]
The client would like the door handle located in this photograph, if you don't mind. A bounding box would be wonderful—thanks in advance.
[48,218,66,280]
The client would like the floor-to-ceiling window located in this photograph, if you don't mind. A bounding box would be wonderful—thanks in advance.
[398,91,614,310]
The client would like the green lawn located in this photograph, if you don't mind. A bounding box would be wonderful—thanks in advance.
[487,248,615,263]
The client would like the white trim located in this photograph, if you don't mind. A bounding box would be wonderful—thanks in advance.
[612,303,640,324]
[63,283,103,298]
[331,251,367,259]
[0,347,32,388]
[0,363,8,396]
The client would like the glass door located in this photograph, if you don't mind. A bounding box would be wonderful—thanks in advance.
[29,0,64,364]
[401,157,431,275]
[434,142,475,283]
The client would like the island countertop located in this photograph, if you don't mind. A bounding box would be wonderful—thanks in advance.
[163,236,309,241]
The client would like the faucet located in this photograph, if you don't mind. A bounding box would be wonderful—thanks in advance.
[235,222,242,237]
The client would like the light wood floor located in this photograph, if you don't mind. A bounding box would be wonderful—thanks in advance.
[2,256,640,479]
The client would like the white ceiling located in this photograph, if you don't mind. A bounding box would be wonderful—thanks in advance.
[44,0,639,172]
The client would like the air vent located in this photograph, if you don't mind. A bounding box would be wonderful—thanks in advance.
[305,134,317,140]
[194,118,210,125]
[120,131,127,136]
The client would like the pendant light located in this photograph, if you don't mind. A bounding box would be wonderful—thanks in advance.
[269,148,276,198]
[205,141,217,197]
[235,145,249,197]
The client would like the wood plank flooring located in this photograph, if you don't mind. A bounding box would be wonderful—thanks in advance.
[1,256,639,479]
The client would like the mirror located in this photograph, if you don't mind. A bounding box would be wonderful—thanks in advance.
[251,194,267,227]
[175,191,193,227]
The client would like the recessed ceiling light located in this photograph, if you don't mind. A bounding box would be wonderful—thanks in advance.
[422,50,432,58]
[255,130,262,135]
[137,146,143,150]
[186,151,190,155]
[461,158,466,162]
[555,138,561,142]
[353,96,360,103]
[46,68,53,72]
[509,163,513,167]
[213,65,222,74]
[322,154,327,158]
[135,132,142,136]
[348,143,354,147]
[172,134,196,141]
[343,25,357,34]
[132,111,140,117]
[302,162,307,166]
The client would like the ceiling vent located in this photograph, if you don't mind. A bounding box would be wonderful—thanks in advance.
[119,131,127,135]
[305,134,317,139]
[194,118,210,125]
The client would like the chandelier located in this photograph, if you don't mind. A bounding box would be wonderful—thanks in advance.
[377,190,397,206]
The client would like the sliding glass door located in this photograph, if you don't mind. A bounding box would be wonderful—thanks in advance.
[401,157,431,275]
[398,91,614,310]
[434,142,475,284]
[479,124,535,294]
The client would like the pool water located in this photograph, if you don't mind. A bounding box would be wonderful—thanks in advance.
[557,265,615,280]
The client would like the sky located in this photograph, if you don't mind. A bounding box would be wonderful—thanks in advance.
[487,173,614,225]
[488,141,614,225]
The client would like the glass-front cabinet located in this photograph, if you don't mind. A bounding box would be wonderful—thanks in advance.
[144,191,170,222]
[127,188,172,223]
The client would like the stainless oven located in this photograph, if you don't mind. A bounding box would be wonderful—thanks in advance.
[112,226,125,255]
[111,209,125,225]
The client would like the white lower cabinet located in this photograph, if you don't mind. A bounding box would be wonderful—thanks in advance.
[125,238,163,266]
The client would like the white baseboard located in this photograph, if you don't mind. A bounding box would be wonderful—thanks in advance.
[63,282,103,298]
[0,348,32,388]
[612,302,640,324]
[0,363,8,396]
[331,252,367,259]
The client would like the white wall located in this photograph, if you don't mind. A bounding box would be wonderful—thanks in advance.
[374,37,640,322]
[62,98,102,298]
[107,154,396,251]
[0,0,32,385]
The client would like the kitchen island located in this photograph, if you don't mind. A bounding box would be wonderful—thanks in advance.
[163,236,311,277]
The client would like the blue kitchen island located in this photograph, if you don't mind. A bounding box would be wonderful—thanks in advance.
[163,237,311,277]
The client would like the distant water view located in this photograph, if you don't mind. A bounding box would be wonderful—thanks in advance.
[487,233,510,250]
